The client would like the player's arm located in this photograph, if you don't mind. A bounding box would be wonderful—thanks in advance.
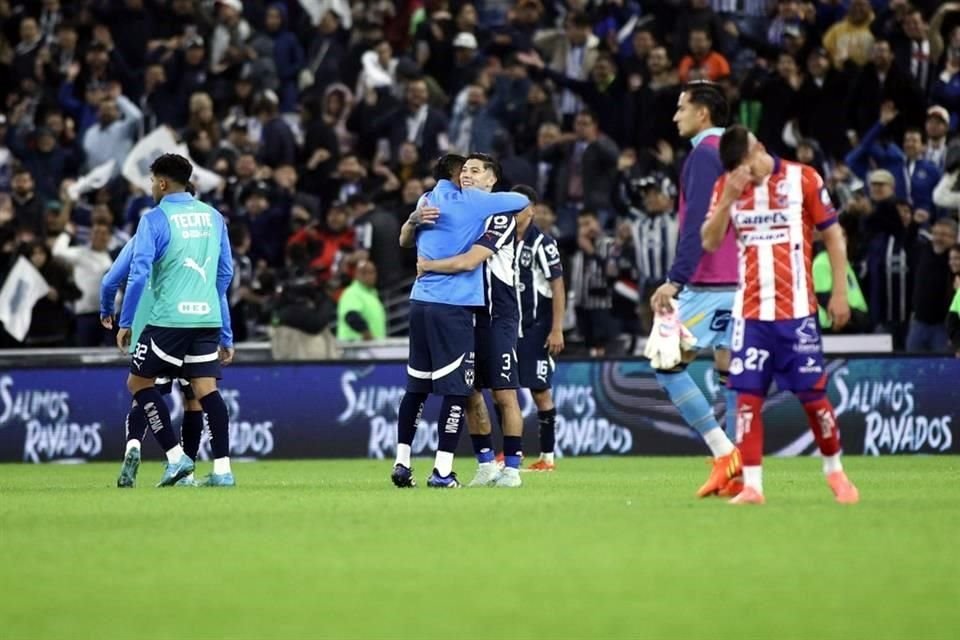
[467,189,529,218]
[652,148,719,312]
[118,216,159,332]
[399,195,440,248]
[99,239,134,329]
[419,244,494,274]
[701,172,742,252]
[805,168,850,330]
[216,217,236,361]
[541,238,566,355]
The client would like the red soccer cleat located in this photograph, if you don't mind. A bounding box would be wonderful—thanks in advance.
[827,471,860,504]
[697,448,743,497]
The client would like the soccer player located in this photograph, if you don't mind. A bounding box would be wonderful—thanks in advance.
[101,184,233,488]
[392,155,529,488]
[702,125,859,505]
[514,186,565,470]
[649,82,742,497]
[117,154,235,487]
[417,155,526,488]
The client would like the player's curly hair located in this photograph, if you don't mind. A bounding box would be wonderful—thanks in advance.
[150,153,193,186]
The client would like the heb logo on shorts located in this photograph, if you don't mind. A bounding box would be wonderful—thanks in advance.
[178,301,211,315]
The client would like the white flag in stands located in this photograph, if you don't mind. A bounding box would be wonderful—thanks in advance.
[122,127,224,195]
[0,256,51,342]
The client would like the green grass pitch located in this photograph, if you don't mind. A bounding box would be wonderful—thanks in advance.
[1,457,958,639]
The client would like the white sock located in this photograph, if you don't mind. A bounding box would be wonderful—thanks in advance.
[165,445,184,463]
[703,427,735,457]
[434,451,454,477]
[743,465,763,493]
[213,457,232,475]
[126,439,140,454]
[543,452,555,464]
[395,444,412,468]
[822,453,843,475]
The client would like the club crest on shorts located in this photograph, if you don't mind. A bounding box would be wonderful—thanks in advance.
[465,368,475,387]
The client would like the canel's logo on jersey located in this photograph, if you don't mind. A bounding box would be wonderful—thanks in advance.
[183,257,210,282]
[737,211,791,226]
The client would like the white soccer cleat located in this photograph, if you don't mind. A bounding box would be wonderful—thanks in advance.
[467,462,502,487]
[493,467,522,488]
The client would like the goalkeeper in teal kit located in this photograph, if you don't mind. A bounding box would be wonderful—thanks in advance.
[117,154,235,487]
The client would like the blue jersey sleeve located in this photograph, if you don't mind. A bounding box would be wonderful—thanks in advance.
[668,146,722,285]
[216,216,235,347]
[100,240,134,318]
[465,189,529,218]
[475,214,516,253]
[118,212,169,328]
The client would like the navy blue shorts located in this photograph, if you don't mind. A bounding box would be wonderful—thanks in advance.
[131,325,222,381]
[728,316,827,393]
[155,377,195,400]
[518,323,554,391]
[406,301,476,396]
[475,310,519,390]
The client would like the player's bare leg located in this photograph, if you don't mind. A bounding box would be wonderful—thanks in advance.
[527,389,557,471]
[491,389,523,487]
[466,391,501,487]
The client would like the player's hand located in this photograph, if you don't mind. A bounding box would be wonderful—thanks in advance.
[416,258,430,278]
[219,346,235,366]
[828,294,850,330]
[116,328,131,352]
[100,315,114,330]
[723,166,751,203]
[650,281,679,314]
[546,328,565,356]
[409,206,440,226]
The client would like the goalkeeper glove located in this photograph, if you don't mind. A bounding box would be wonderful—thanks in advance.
[644,300,698,370]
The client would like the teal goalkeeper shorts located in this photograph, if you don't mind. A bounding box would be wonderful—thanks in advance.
[677,287,735,351]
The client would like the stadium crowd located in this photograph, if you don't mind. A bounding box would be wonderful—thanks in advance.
[1,0,960,354]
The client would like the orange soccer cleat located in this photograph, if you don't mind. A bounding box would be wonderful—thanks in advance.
[717,476,744,497]
[827,471,860,504]
[696,448,743,497]
[728,486,765,505]
[526,458,556,472]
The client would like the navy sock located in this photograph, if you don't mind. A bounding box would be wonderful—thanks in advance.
[126,402,148,443]
[181,410,204,461]
[503,435,522,469]
[134,388,176,452]
[538,408,556,454]
[470,433,495,463]
[437,396,467,454]
[200,391,230,460]
[398,392,428,447]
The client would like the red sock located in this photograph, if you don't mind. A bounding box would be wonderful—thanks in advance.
[736,393,765,466]
[801,396,841,457]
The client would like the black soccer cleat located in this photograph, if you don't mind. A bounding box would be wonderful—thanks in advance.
[391,464,416,488]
